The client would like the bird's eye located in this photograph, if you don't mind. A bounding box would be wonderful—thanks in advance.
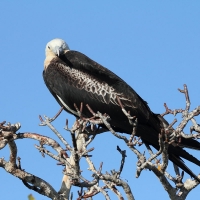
[48,46,50,49]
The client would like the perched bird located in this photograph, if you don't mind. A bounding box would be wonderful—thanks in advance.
[43,38,200,180]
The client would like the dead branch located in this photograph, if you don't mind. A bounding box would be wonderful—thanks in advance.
[1,84,200,200]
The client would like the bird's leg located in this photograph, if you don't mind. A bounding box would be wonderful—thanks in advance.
[73,103,106,135]
[74,103,100,123]
[85,104,109,125]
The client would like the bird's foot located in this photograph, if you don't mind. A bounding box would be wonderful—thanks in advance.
[72,103,109,133]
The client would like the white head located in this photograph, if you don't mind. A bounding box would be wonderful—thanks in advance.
[45,38,70,57]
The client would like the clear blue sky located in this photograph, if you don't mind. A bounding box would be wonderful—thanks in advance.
[0,1,200,199]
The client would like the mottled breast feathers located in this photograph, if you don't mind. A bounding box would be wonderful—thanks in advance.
[48,62,133,107]
[43,50,153,123]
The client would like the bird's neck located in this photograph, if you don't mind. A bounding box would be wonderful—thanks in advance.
[44,52,57,70]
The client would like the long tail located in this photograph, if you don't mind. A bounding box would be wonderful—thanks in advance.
[157,115,200,182]
[158,115,200,150]
[179,137,200,150]
[169,154,200,182]
[147,140,200,182]
[169,146,200,181]
[113,112,200,181]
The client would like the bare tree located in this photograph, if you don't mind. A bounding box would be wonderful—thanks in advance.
[0,84,200,200]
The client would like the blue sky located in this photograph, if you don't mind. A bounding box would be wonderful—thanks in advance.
[0,1,200,199]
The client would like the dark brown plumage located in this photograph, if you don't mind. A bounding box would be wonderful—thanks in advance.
[43,39,200,181]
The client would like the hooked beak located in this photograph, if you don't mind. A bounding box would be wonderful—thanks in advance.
[54,46,63,57]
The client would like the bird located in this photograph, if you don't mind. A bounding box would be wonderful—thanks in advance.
[43,38,200,181]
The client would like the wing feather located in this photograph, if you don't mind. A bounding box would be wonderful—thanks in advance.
[60,51,154,120]
[44,51,160,128]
